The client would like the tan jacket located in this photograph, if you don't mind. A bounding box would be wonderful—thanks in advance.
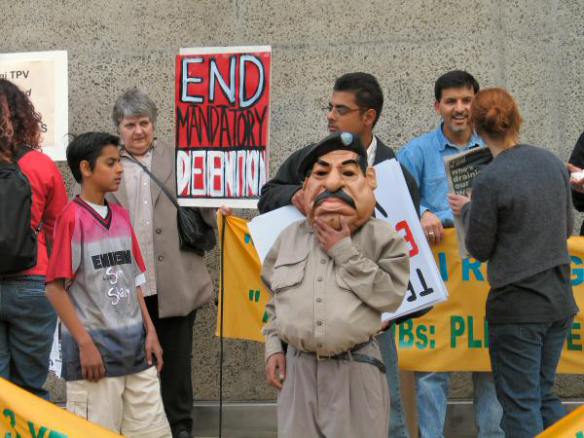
[262,218,410,360]
[107,142,214,317]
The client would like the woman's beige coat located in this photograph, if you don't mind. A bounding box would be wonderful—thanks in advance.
[107,142,214,317]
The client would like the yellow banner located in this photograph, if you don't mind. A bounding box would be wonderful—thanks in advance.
[0,377,122,437]
[537,405,584,437]
[218,217,584,373]
[397,229,584,373]
[217,215,270,342]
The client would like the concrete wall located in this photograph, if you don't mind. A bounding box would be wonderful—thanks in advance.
[3,0,584,401]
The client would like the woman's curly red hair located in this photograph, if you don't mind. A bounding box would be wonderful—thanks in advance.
[0,79,43,161]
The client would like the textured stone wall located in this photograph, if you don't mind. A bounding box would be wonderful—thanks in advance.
[3,0,583,401]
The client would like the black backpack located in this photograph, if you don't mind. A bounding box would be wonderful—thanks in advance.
[0,147,39,274]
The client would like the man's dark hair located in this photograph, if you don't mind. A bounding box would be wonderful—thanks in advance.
[67,132,120,183]
[434,70,480,102]
[333,72,383,127]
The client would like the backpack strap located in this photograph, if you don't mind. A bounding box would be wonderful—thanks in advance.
[13,145,32,162]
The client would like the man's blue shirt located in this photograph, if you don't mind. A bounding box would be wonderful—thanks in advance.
[397,124,483,226]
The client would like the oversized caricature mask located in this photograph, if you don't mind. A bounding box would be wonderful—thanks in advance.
[299,132,378,233]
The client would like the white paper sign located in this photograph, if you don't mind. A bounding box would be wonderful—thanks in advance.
[0,50,68,161]
[373,159,448,319]
[248,159,448,320]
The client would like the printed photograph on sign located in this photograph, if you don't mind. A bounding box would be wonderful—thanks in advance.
[176,46,271,208]
[0,51,68,161]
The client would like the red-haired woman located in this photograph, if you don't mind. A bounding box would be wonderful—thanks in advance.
[0,79,67,398]
[448,87,578,437]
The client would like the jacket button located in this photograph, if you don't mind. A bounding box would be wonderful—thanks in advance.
[317,276,323,282]
[158,255,164,262]
[316,321,323,326]
[316,298,322,303]
[155,228,162,234]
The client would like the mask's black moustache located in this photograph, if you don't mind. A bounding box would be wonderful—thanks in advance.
[313,190,356,209]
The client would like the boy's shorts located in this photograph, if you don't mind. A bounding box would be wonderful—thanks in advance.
[66,366,171,438]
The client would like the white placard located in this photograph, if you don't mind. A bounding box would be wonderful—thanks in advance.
[248,205,304,262]
[248,159,448,320]
[0,50,68,161]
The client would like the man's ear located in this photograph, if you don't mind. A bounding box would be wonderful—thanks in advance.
[434,100,441,114]
[80,160,92,178]
[366,167,377,190]
[363,108,376,129]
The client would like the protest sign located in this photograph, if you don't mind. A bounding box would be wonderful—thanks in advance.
[175,46,271,208]
[374,159,448,319]
[0,378,122,437]
[0,51,68,161]
[396,229,584,374]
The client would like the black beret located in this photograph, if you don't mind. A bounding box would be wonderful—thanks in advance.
[298,132,368,177]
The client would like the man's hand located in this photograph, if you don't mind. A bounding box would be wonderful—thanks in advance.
[448,193,471,216]
[420,210,444,245]
[291,189,308,215]
[265,352,286,390]
[145,326,164,373]
[79,339,106,382]
[313,217,350,252]
[568,163,584,193]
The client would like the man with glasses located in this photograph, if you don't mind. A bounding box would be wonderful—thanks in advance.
[259,72,420,438]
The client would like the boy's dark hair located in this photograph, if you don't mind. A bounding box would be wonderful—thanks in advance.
[333,72,383,127]
[434,70,480,102]
[67,132,120,183]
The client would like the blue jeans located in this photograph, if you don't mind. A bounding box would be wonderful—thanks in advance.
[489,317,572,438]
[0,276,57,399]
[415,371,504,438]
[377,326,409,438]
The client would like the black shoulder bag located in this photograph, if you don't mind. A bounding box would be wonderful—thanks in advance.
[124,153,216,255]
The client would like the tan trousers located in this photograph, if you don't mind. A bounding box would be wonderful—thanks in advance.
[66,366,171,438]
[278,342,389,438]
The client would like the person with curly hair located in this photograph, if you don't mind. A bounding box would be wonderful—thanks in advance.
[0,79,68,398]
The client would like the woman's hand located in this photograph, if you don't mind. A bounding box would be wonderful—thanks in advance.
[448,193,471,216]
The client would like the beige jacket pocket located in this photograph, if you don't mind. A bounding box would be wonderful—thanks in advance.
[271,252,308,291]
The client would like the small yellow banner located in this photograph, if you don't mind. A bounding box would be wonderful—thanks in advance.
[216,214,270,342]
[0,377,122,437]
[537,405,584,437]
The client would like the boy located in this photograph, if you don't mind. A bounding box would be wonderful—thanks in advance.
[46,132,171,438]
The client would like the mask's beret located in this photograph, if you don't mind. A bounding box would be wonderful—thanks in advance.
[298,132,368,178]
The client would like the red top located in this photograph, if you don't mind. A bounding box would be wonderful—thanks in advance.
[16,149,68,277]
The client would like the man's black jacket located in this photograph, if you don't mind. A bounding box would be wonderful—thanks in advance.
[258,138,421,214]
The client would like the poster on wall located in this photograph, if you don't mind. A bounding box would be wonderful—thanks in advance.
[175,46,271,208]
[0,50,68,161]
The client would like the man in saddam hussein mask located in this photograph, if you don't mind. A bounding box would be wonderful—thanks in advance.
[261,131,411,438]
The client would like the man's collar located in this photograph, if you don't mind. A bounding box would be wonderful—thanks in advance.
[366,136,378,167]
[436,122,482,151]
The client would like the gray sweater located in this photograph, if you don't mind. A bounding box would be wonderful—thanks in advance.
[461,144,573,288]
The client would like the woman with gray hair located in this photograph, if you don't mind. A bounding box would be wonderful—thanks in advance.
[107,87,216,438]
